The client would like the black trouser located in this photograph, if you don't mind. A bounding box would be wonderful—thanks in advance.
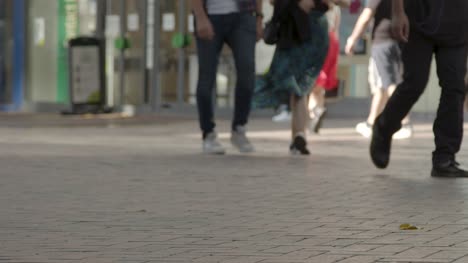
[376,30,468,166]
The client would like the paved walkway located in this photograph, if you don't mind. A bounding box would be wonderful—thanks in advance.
[2,115,468,263]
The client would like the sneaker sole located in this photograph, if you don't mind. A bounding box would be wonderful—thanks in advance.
[203,149,226,155]
[231,140,255,153]
[233,146,255,153]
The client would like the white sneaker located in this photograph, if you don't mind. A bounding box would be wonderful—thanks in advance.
[355,122,372,138]
[393,124,413,140]
[203,132,226,155]
[272,109,291,122]
[231,126,255,153]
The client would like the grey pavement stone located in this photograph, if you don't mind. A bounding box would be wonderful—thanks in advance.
[392,247,440,259]
[305,253,351,263]
[453,256,468,263]
[337,255,382,263]
[426,250,468,261]
[1,117,468,263]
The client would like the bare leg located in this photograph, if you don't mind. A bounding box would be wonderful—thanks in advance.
[367,89,389,125]
[309,86,326,117]
[290,94,310,154]
[291,94,309,139]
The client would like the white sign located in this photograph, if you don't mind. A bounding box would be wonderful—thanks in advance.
[188,14,195,33]
[89,0,97,15]
[71,46,101,104]
[162,13,176,32]
[33,18,46,47]
[128,13,139,32]
[105,15,120,38]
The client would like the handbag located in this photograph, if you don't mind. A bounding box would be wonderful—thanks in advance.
[263,20,281,45]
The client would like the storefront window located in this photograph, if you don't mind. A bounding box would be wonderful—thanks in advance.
[78,0,97,35]
[26,0,98,105]
[0,0,13,105]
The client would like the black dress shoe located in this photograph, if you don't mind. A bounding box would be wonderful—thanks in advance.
[290,135,310,155]
[370,122,392,169]
[431,161,468,178]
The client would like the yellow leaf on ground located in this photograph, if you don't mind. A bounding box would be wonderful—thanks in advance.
[400,224,418,230]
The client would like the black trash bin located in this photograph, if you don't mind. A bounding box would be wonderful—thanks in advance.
[64,36,109,115]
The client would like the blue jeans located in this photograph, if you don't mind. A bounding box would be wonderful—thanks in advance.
[195,13,257,137]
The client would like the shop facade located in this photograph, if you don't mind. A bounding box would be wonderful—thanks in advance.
[0,0,443,114]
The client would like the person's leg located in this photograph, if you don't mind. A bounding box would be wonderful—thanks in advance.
[388,84,414,140]
[195,16,225,138]
[291,95,309,139]
[290,95,298,139]
[309,31,339,132]
[309,86,325,114]
[432,44,468,166]
[367,89,389,125]
[290,94,310,155]
[387,85,410,125]
[355,89,388,139]
[366,55,390,125]
[375,42,413,140]
[308,86,327,134]
[376,34,433,136]
[224,13,257,152]
[225,13,257,132]
[371,31,434,168]
[356,52,388,137]
[465,69,468,111]
[465,96,468,112]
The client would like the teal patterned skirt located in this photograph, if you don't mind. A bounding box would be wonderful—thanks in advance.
[253,12,329,109]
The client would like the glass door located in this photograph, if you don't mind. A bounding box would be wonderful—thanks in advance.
[159,0,183,106]
[105,0,147,109]
[122,0,146,106]
[158,0,238,109]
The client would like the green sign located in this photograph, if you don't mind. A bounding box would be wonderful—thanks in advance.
[57,0,79,103]
[171,33,192,49]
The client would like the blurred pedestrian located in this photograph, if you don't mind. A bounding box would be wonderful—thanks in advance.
[273,0,349,128]
[345,0,412,140]
[308,0,344,133]
[253,0,329,155]
[370,0,468,177]
[192,0,264,154]
[465,58,468,112]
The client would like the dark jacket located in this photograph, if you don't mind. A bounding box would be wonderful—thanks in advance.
[272,0,328,49]
[405,0,468,45]
[202,0,257,13]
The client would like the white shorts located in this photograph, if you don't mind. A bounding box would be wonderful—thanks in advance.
[368,41,403,95]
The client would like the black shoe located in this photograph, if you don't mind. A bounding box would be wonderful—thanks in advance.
[310,107,327,134]
[290,135,310,155]
[370,122,392,169]
[432,161,468,178]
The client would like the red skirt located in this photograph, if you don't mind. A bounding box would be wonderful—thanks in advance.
[316,31,339,90]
